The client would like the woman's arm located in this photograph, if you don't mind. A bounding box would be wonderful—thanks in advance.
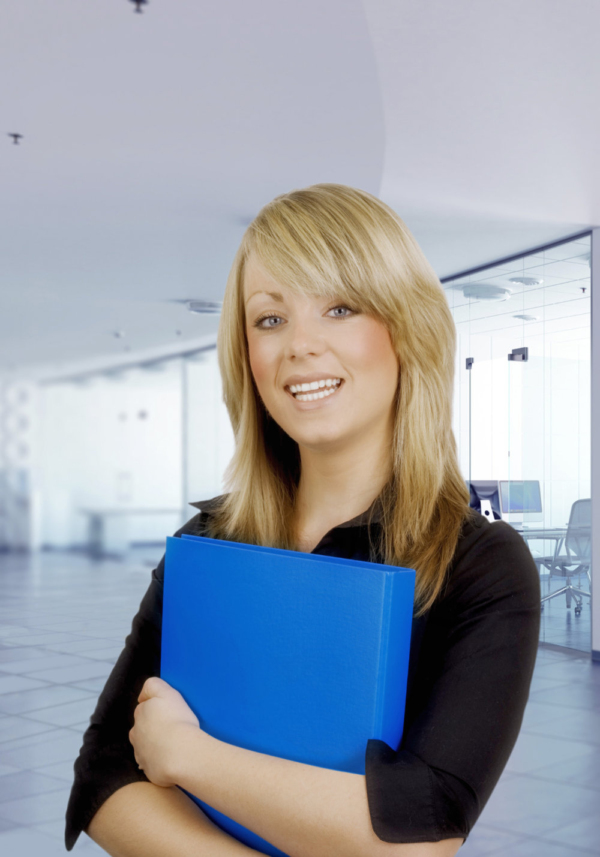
[364,520,541,843]
[129,519,539,857]
[170,728,463,857]
[86,780,263,857]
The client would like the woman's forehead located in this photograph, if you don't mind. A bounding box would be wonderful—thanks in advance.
[243,253,279,291]
[243,255,286,309]
[243,254,336,305]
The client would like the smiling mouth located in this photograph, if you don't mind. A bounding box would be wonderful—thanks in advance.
[286,379,343,402]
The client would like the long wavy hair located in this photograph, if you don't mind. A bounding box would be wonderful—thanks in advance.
[205,183,472,616]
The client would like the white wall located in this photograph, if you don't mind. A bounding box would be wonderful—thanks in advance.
[184,350,235,510]
[37,364,183,548]
[35,350,236,550]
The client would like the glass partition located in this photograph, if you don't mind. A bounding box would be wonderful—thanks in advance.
[444,234,592,651]
[36,347,235,561]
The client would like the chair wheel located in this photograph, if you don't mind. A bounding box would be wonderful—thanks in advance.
[575,607,582,616]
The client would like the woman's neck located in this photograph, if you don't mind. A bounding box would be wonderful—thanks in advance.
[293,436,392,537]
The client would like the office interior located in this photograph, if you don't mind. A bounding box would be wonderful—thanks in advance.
[1,2,600,855]
[0,231,597,857]
[2,234,591,651]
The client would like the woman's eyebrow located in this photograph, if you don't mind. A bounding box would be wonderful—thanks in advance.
[245,290,284,306]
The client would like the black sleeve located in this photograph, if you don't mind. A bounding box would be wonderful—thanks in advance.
[64,513,204,851]
[364,520,541,843]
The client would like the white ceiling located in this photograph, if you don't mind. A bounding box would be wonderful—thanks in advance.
[1,0,598,376]
[445,236,591,345]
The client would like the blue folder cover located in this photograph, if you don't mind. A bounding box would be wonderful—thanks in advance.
[161,534,415,857]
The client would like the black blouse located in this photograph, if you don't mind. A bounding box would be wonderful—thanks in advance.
[64,496,541,850]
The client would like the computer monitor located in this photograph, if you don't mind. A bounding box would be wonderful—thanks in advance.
[499,481,542,516]
[466,481,502,522]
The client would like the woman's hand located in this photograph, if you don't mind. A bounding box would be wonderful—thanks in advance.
[129,676,201,788]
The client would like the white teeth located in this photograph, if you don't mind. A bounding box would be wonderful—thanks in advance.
[289,378,341,394]
[293,383,341,402]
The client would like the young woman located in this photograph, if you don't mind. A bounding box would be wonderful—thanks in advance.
[65,184,540,857]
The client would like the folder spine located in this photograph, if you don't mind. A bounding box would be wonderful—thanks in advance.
[378,571,413,749]
[373,573,393,736]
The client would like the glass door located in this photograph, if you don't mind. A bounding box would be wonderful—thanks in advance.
[449,234,591,652]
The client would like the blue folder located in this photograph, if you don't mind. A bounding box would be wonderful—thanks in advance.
[161,534,415,857]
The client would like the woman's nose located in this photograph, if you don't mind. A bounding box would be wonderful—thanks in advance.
[283,315,326,359]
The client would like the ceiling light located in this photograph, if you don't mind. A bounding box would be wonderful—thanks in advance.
[187,300,222,314]
[508,277,543,286]
[452,283,512,301]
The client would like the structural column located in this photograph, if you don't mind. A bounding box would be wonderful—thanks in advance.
[592,228,600,661]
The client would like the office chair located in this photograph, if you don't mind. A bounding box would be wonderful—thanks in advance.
[539,499,591,617]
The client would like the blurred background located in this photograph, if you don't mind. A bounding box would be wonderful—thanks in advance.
[0,2,599,855]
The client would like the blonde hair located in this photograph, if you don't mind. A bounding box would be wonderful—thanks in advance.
[207,183,472,615]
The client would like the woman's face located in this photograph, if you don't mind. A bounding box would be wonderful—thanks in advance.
[243,253,400,455]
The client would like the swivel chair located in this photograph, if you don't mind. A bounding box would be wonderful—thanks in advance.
[539,499,591,617]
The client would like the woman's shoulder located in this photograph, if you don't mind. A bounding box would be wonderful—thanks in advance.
[453,509,524,559]
[443,511,541,609]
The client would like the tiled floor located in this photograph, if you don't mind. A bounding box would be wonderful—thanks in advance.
[0,549,156,855]
[0,549,598,856]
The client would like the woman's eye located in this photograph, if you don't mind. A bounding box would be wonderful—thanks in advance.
[253,305,355,330]
[253,314,283,329]
[329,305,353,318]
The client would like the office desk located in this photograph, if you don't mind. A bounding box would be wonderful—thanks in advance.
[511,526,567,543]
[79,507,182,558]
[509,526,567,572]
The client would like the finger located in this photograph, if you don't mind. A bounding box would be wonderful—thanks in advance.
[137,679,152,703]
[138,676,167,703]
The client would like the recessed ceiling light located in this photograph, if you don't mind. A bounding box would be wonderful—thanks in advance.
[452,283,512,301]
[187,300,222,314]
[508,277,544,286]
